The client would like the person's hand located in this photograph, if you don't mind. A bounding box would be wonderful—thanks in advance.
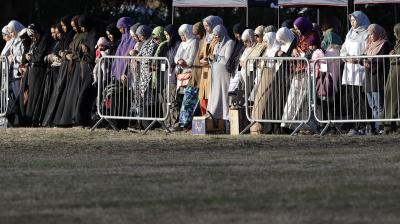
[81,44,88,53]
[120,74,127,84]
[178,59,187,67]
[363,59,371,68]
[199,58,208,66]
[18,65,26,74]
[291,49,300,57]
[129,49,135,56]
[8,54,14,63]
[26,53,32,62]
[277,50,285,57]
[66,53,73,61]
[390,50,395,55]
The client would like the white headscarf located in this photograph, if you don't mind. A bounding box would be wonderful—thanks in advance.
[7,20,25,35]
[2,26,10,36]
[178,24,195,49]
[241,29,256,47]
[254,25,266,37]
[212,25,231,56]
[276,27,295,53]
[347,11,370,42]
[263,32,281,57]
[203,15,223,43]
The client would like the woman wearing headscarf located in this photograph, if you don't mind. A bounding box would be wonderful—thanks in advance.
[198,15,223,115]
[206,25,235,120]
[363,24,392,134]
[228,29,256,97]
[158,24,181,129]
[36,24,63,124]
[340,11,370,136]
[1,26,13,57]
[131,25,158,126]
[250,32,281,134]
[105,23,121,55]
[152,26,167,57]
[72,15,97,127]
[20,24,53,125]
[383,23,400,134]
[174,24,199,129]
[111,17,135,82]
[264,27,297,134]
[6,20,25,104]
[190,22,206,90]
[42,16,79,127]
[51,15,86,127]
[128,23,142,56]
[281,17,320,131]
[321,16,342,51]
[226,23,245,76]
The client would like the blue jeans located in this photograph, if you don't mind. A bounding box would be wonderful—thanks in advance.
[367,91,384,130]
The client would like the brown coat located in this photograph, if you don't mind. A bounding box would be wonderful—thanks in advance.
[189,37,205,88]
[198,38,219,100]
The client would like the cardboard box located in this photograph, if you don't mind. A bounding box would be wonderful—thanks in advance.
[229,108,248,135]
[192,116,225,135]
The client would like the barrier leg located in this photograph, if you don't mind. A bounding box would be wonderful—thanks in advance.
[240,121,256,135]
[320,122,331,136]
[159,120,171,133]
[90,118,104,131]
[142,120,157,135]
[290,122,305,136]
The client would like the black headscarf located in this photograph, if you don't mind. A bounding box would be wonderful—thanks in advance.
[164,24,180,47]
[233,23,245,35]
[72,15,81,33]
[78,15,94,32]
[106,23,121,41]
[60,16,73,33]
[27,23,43,37]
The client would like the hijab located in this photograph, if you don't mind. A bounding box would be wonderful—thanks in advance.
[263,32,281,57]
[7,20,25,35]
[178,24,195,49]
[347,11,370,42]
[276,27,295,53]
[265,25,277,33]
[255,25,266,37]
[364,24,387,56]
[213,25,230,55]
[106,23,121,41]
[293,17,313,35]
[233,23,245,35]
[241,29,256,47]
[152,26,166,43]
[112,17,135,80]
[193,22,206,39]
[164,24,180,47]
[203,15,223,43]
[136,25,152,40]
[78,15,94,32]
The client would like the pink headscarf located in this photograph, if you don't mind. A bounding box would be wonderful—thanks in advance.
[364,24,387,56]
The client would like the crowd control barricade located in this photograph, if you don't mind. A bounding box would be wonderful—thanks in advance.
[241,56,312,135]
[312,55,400,135]
[91,56,170,133]
[0,56,8,118]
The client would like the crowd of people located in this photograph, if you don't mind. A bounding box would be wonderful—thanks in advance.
[1,10,400,135]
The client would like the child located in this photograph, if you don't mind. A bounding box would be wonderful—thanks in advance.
[92,37,110,85]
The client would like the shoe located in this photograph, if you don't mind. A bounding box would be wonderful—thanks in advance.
[347,129,359,136]
[170,126,183,132]
[377,130,385,135]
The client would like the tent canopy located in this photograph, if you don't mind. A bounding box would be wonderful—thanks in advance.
[172,0,247,7]
[278,0,348,7]
[354,0,400,4]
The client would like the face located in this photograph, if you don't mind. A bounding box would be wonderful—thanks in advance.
[255,33,263,43]
[179,33,186,42]
[7,27,16,39]
[153,35,161,44]
[133,34,139,42]
[243,39,251,47]
[119,27,124,34]
[234,33,241,41]
[50,27,57,40]
[294,25,301,35]
[71,21,77,32]
[368,29,378,42]
[215,33,221,42]
[203,21,211,34]
[350,16,358,29]
[80,26,86,33]
[61,21,68,33]
[138,35,145,42]
[55,28,62,40]
[31,32,40,43]
[106,31,114,42]
[164,31,171,42]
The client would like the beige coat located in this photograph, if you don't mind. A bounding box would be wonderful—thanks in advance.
[198,38,219,100]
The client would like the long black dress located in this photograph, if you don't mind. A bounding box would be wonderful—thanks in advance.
[73,29,97,126]
[41,31,75,127]
[35,39,63,124]
[25,34,53,125]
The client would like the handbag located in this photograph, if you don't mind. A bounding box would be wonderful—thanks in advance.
[176,72,192,88]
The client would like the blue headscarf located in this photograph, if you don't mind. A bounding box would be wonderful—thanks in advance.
[112,17,135,80]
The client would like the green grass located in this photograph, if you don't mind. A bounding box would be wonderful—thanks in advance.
[0,128,399,223]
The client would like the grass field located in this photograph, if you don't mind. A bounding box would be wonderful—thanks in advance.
[0,128,399,223]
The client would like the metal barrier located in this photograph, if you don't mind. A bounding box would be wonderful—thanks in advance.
[312,55,400,135]
[0,56,8,118]
[241,56,312,135]
[91,56,170,133]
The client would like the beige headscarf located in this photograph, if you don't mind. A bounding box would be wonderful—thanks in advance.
[364,24,387,56]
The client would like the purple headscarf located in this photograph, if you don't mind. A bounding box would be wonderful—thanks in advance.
[294,17,313,35]
[112,17,135,80]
